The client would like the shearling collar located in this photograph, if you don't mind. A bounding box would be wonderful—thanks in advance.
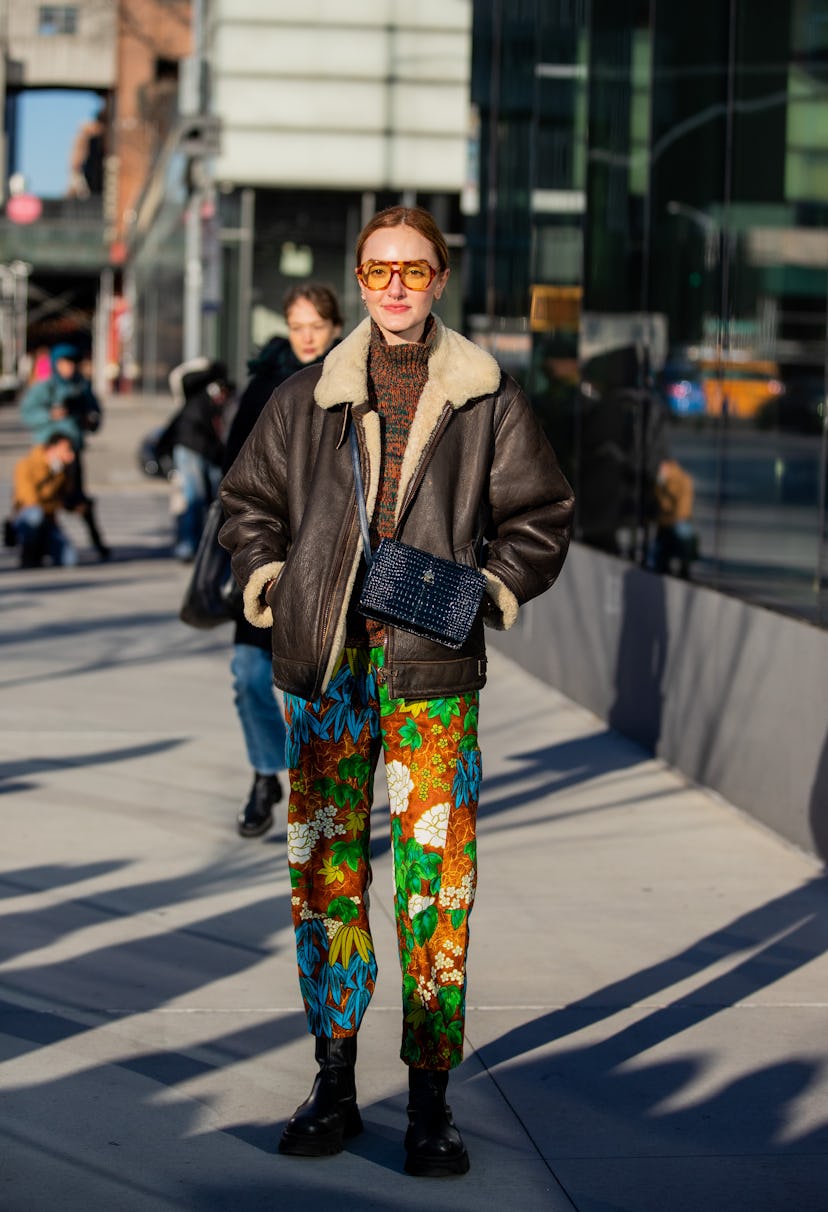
[315,314,503,534]
[313,315,501,413]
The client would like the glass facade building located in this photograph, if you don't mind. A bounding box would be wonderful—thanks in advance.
[469,0,828,627]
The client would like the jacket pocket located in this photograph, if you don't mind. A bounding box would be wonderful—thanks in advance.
[453,541,480,570]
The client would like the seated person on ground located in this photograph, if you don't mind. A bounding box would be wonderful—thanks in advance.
[10,432,79,568]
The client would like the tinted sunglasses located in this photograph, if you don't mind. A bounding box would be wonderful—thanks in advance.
[355,260,438,292]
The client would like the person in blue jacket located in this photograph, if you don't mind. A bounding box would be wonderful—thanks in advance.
[19,343,109,559]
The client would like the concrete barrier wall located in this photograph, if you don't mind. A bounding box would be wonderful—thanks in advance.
[489,542,828,861]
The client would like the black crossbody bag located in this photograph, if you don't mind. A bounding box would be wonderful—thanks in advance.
[349,425,486,650]
[179,499,243,629]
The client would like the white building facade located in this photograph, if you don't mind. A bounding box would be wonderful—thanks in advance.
[131,0,473,386]
[208,0,471,194]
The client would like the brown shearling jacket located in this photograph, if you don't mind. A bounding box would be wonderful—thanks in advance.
[219,317,574,701]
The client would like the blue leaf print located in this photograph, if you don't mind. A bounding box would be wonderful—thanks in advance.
[328,963,344,1004]
[285,732,301,770]
[284,695,311,741]
[329,1004,357,1031]
[365,705,381,739]
[452,749,482,806]
[345,950,376,990]
[285,696,314,767]
[308,711,331,742]
[316,961,331,1007]
[299,974,318,1008]
[326,662,354,702]
[343,982,371,1025]
[300,974,333,1035]
[306,1001,333,1036]
[451,756,466,805]
[326,698,354,743]
[349,703,375,743]
[297,919,327,975]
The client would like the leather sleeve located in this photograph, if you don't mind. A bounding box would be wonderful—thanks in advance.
[218,393,291,624]
[483,376,575,607]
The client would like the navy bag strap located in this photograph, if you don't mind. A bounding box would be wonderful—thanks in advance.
[349,422,373,567]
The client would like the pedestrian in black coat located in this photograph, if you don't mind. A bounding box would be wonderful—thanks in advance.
[224,283,343,838]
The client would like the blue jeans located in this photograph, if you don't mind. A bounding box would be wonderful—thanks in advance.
[231,643,287,775]
[172,445,222,559]
[15,507,78,567]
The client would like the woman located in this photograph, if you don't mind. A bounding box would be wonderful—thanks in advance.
[220,206,574,1176]
[224,284,343,837]
[162,360,233,561]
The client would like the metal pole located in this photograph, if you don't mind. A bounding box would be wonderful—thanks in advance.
[816,278,828,625]
[95,267,114,397]
[145,284,159,394]
[12,262,28,374]
[485,0,502,326]
[183,0,205,361]
[235,187,255,389]
[0,266,13,377]
[183,193,203,361]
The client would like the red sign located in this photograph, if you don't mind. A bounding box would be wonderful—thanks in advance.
[6,193,43,224]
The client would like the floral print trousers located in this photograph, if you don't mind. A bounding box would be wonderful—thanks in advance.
[283,647,481,1069]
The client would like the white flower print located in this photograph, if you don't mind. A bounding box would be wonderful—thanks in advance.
[408,893,435,920]
[413,802,451,850]
[438,871,477,910]
[288,803,347,866]
[416,974,438,1006]
[287,821,313,865]
[386,759,414,815]
[316,802,344,838]
[432,956,464,985]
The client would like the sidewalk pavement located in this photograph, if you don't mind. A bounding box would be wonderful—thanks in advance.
[1,395,827,1211]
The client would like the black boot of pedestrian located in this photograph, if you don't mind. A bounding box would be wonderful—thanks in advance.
[278,1035,362,1157]
[236,772,282,838]
[82,499,110,561]
[404,1067,470,1177]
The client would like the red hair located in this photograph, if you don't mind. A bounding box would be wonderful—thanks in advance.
[355,206,450,271]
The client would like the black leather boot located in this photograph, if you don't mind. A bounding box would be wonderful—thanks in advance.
[404,1067,469,1177]
[278,1035,362,1156]
[237,772,282,838]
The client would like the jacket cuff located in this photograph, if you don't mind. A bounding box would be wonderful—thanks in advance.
[482,568,519,631]
[243,561,284,628]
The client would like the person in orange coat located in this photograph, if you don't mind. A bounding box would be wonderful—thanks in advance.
[11,432,78,568]
[651,456,697,577]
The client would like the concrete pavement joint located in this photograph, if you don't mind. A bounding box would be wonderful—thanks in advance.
[468,1042,580,1209]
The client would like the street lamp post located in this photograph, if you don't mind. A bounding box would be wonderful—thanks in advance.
[666,200,720,270]
[183,0,207,363]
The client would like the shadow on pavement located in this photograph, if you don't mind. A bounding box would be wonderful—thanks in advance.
[0,737,187,794]
[473,874,828,1204]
